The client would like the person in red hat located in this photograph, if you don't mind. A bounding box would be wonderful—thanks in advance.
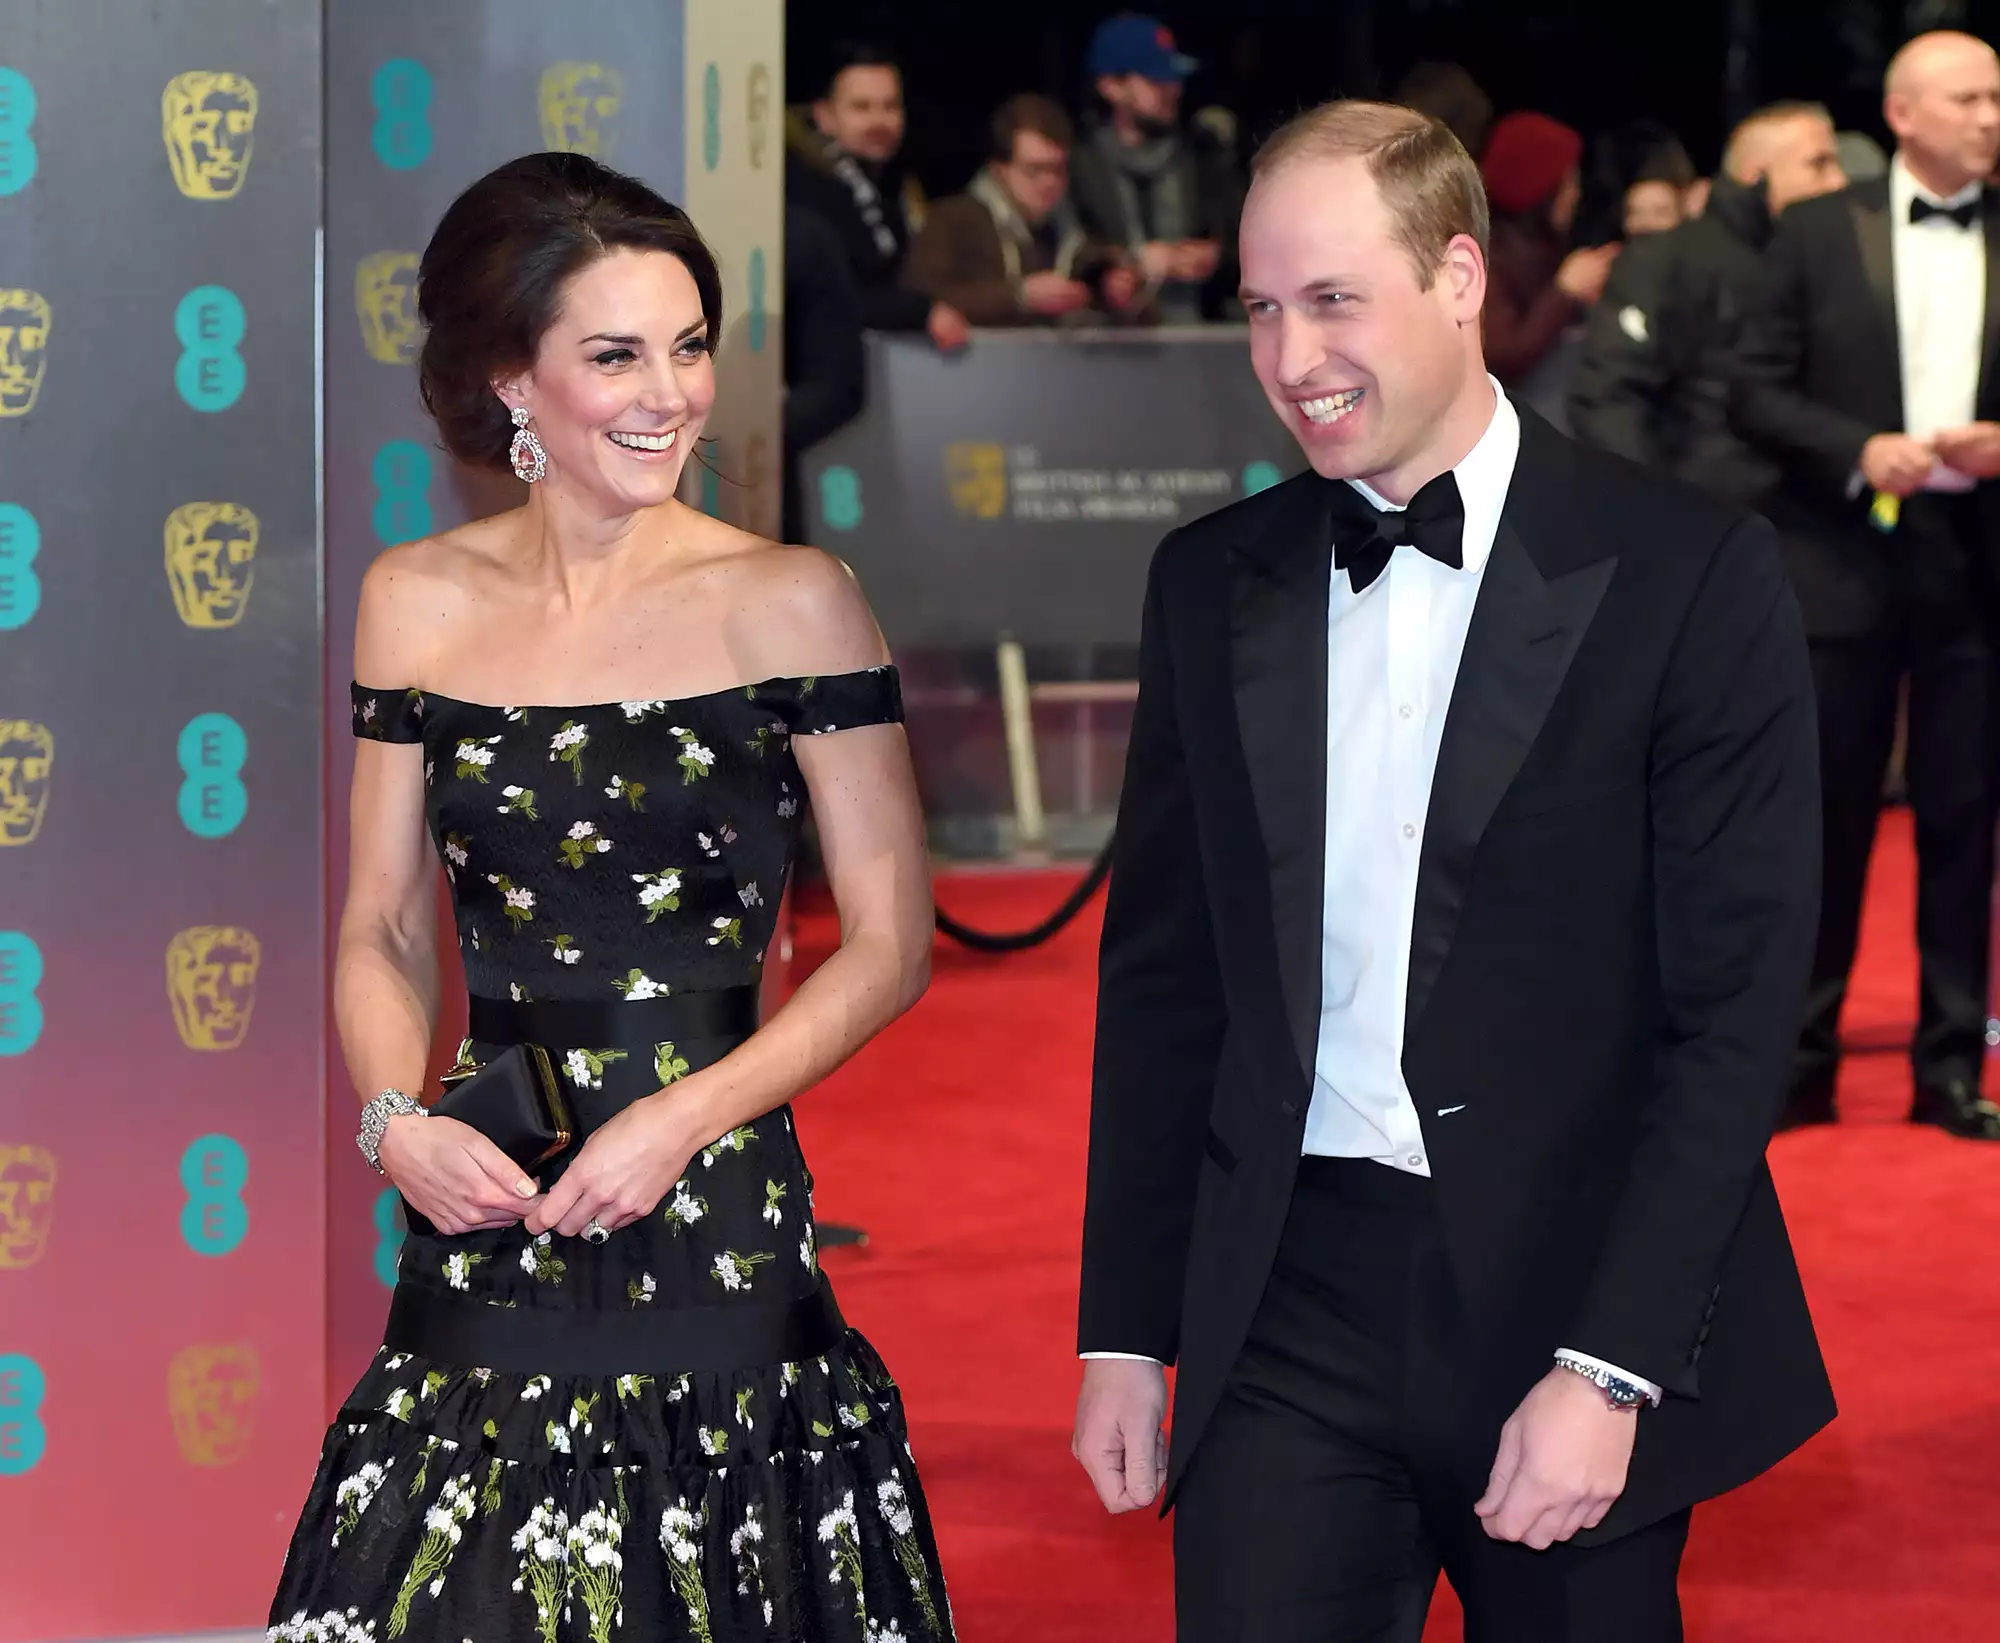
[1480,111,1620,388]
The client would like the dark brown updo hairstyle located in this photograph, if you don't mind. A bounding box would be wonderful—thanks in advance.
[416,151,724,471]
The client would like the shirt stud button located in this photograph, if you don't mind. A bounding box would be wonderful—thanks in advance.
[1399,703,1414,719]
[1402,823,1416,839]
[1408,1154,1425,1168]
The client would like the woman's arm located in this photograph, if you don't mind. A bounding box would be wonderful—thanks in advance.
[344,552,544,1224]
[531,550,932,1238]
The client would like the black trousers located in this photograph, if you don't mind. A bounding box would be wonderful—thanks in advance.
[1795,495,2000,1098]
[1174,1158,1690,1643]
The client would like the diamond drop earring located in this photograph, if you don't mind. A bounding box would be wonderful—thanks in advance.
[509,405,547,484]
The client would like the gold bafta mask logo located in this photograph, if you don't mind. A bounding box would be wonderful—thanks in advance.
[165,503,259,629]
[0,289,50,417]
[747,64,774,169]
[354,252,422,365]
[0,721,52,846]
[167,1342,261,1467]
[0,1145,56,1270]
[946,443,1008,520]
[166,925,262,1051]
[539,62,622,157]
[162,72,259,200]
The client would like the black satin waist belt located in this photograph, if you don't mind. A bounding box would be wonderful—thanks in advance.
[384,1275,847,1375]
[467,987,760,1052]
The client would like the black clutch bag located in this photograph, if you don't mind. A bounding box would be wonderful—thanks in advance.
[432,1043,574,1173]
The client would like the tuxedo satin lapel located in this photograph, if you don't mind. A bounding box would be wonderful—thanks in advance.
[1405,518,1615,1039]
[1850,184,1902,420]
[1979,186,2000,405]
[1232,483,1334,1087]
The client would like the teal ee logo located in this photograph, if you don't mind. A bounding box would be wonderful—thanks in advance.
[174,285,246,412]
[747,247,768,353]
[820,465,862,532]
[701,61,721,170]
[0,932,43,1056]
[1241,460,1282,496]
[370,58,434,170]
[0,1353,46,1475]
[177,712,248,838]
[372,1188,405,1287]
[179,1133,248,1257]
[0,68,38,197]
[371,440,433,546]
[0,502,41,630]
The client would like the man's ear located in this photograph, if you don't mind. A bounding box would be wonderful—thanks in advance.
[1440,232,1487,323]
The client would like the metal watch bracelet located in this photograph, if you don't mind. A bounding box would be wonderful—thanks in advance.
[1553,1351,1650,1410]
[356,1088,426,1174]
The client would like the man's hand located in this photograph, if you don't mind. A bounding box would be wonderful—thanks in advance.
[1169,238,1222,282]
[1473,1366,1638,1549]
[1556,243,1621,306]
[1022,272,1093,316]
[1138,240,1180,282]
[926,300,971,352]
[1930,422,2000,479]
[1860,431,1937,496]
[1073,1357,1169,1513]
[1101,264,1143,312]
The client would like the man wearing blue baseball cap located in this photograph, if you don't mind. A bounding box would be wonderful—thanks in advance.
[1070,13,1246,323]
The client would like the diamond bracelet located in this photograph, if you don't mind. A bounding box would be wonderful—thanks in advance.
[356,1088,426,1174]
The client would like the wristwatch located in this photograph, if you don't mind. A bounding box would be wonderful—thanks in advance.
[357,1088,426,1174]
[1553,1351,1650,1410]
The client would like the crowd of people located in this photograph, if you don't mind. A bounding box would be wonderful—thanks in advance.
[784,15,2000,1145]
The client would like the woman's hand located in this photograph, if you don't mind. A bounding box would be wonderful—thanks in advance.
[527,1089,701,1239]
[378,1113,543,1235]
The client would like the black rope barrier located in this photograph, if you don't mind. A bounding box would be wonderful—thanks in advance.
[932,831,1117,952]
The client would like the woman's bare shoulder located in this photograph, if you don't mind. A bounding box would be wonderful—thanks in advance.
[714,536,890,678]
[354,513,524,684]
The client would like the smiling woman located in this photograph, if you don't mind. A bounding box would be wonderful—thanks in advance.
[268,151,950,1643]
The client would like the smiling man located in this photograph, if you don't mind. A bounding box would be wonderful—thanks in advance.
[1074,99,1835,1641]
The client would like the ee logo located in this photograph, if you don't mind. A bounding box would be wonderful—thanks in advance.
[820,466,863,532]
[0,1353,45,1475]
[180,1134,248,1257]
[0,932,42,1055]
[1241,460,1282,496]
[747,247,768,353]
[0,502,40,630]
[371,440,433,547]
[370,58,433,170]
[175,285,246,412]
[372,1188,405,1287]
[177,712,248,838]
[702,62,722,171]
[0,68,37,197]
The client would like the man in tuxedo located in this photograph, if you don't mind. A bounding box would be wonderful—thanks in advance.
[1733,30,2000,1138]
[1073,99,1833,1641]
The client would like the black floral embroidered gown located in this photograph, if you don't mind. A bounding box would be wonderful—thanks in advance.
[270,670,953,1643]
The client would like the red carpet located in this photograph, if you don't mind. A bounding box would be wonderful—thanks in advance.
[787,806,2000,1641]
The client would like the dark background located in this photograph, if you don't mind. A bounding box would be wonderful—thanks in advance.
[788,0,2000,195]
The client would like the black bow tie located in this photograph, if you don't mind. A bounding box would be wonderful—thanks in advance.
[1330,470,1466,594]
[1910,195,1979,230]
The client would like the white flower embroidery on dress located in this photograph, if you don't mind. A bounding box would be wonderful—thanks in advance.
[738,881,763,908]
[444,837,469,869]
[520,1375,552,1400]
[509,1499,570,1634]
[711,1249,775,1292]
[621,700,669,722]
[615,969,666,1000]
[633,869,683,920]
[331,1460,392,1549]
[361,698,378,724]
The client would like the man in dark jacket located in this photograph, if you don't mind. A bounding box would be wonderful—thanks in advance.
[1068,14,1245,323]
[1568,102,1847,504]
[785,41,969,351]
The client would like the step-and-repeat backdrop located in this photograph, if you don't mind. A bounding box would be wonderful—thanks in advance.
[0,2,327,1635]
[321,0,783,1417]
[2,2,781,1637]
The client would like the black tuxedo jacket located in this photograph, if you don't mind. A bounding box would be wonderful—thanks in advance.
[1080,410,1836,1543]
[1732,175,2000,635]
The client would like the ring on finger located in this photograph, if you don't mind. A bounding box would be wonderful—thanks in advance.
[584,1217,611,1245]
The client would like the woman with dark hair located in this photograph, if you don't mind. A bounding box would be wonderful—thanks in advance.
[269,152,952,1642]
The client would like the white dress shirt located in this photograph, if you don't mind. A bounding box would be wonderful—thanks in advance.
[1889,153,1986,490]
[1086,379,1659,1401]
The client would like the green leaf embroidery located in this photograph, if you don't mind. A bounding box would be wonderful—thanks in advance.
[499,785,539,820]
[486,873,536,929]
[705,916,743,949]
[562,1047,627,1090]
[654,1041,691,1084]
[632,869,683,922]
[454,734,501,783]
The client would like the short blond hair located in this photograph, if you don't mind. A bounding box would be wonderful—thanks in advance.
[1252,100,1489,288]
